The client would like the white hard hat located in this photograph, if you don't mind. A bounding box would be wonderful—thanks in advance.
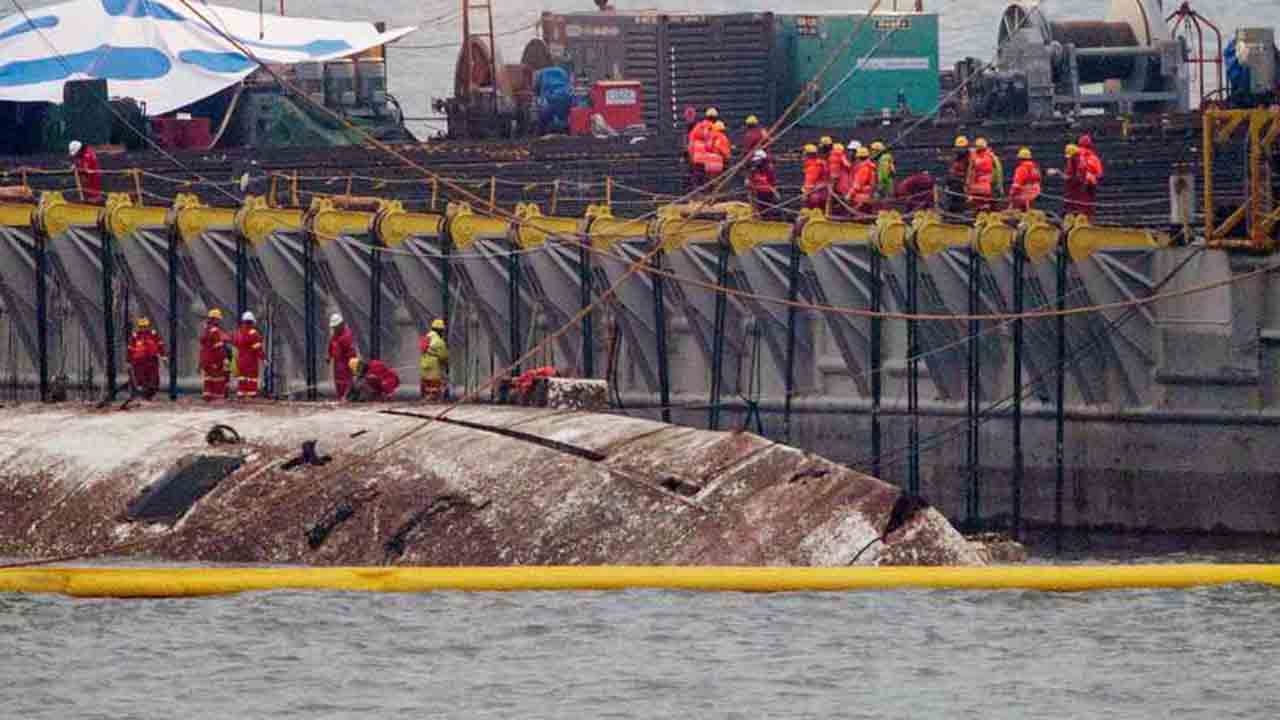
[241,311,255,323]
[329,313,343,328]
[752,149,767,163]
[68,140,82,157]
[848,140,862,151]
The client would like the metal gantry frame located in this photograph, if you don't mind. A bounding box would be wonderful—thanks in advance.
[1203,108,1280,252]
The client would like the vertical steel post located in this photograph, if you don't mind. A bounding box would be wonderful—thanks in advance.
[652,250,672,424]
[708,238,730,431]
[303,229,317,400]
[782,235,802,445]
[35,232,49,401]
[508,243,521,375]
[441,234,452,390]
[966,246,981,527]
[579,237,594,378]
[369,238,383,359]
[1054,233,1068,552]
[101,233,117,400]
[906,243,919,496]
[235,236,247,319]
[167,229,179,400]
[1013,237,1026,542]
[869,243,883,480]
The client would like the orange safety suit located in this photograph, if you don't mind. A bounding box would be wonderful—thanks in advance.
[1009,160,1042,211]
[199,321,229,401]
[802,156,829,210]
[710,130,732,165]
[849,159,878,215]
[966,148,995,211]
[828,148,853,199]
[687,119,715,148]
[688,127,724,187]
[233,321,266,398]
[127,328,164,399]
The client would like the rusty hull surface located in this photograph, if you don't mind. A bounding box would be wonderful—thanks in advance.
[0,403,985,566]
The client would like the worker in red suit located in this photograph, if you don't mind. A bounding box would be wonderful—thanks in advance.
[199,308,230,401]
[68,140,101,203]
[126,317,165,400]
[233,310,266,399]
[1009,147,1043,211]
[895,171,937,213]
[348,357,400,401]
[743,115,770,155]
[1049,144,1094,219]
[801,144,828,211]
[1077,133,1104,216]
[746,149,782,219]
[848,145,878,217]
[966,137,996,212]
[827,143,853,214]
[327,312,357,399]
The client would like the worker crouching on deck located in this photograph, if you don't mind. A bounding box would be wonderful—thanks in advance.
[747,149,782,219]
[801,144,828,210]
[127,317,164,400]
[1009,147,1042,211]
[327,313,357,399]
[233,311,266,398]
[348,357,400,402]
[419,318,450,401]
[199,308,230,401]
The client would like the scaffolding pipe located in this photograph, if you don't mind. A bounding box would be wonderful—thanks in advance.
[303,228,317,401]
[35,232,48,402]
[708,239,730,432]
[869,245,883,481]
[508,243,521,376]
[652,250,672,424]
[906,244,920,496]
[966,246,981,528]
[579,238,594,378]
[1012,238,1026,541]
[167,228,179,400]
[783,234,802,445]
[100,232,116,401]
[1054,234,1068,551]
[369,238,383,359]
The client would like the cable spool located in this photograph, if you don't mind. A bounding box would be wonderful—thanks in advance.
[1048,20,1140,83]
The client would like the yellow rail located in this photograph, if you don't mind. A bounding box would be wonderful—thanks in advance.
[2,564,1279,597]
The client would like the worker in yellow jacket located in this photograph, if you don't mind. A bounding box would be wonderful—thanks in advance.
[419,318,450,401]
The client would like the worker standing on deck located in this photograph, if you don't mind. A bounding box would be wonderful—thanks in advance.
[233,311,266,399]
[327,313,356,399]
[872,141,895,200]
[1078,134,1104,215]
[980,138,1005,202]
[747,149,782,219]
[711,121,732,169]
[966,137,996,212]
[817,136,834,164]
[348,357,400,402]
[419,318,450,401]
[743,115,770,154]
[688,107,718,146]
[801,144,828,211]
[849,145,878,217]
[1009,147,1042,211]
[687,124,716,190]
[944,136,971,216]
[895,171,937,213]
[68,140,101,203]
[1051,144,1093,219]
[827,143,852,213]
[127,317,164,400]
[199,308,230,401]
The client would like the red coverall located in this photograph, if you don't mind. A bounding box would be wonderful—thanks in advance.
[747,163,781,218]
[967,148,995,211]
[895,172,936,212]
[1063,155,1097,219]
[743,127,770,155]
[199,321,229,401]
[127,328,164,399]
[849,159,878,216]
[74,146,102,203]
[802,156,829,210]
[1009,160,1043,211]
[328,324,357,399]
[233,321,266,398]
[827,148,853,203]
[359,359,400,400]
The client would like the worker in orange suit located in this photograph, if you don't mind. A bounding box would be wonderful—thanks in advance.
[966,137,996,212]
[710,121,732,165]
[849,145,878,217]
[687,107,718,147]
[327,313,357,400]
[827,142,852,214]
[801,144,828,211]
[1077,133,1104,212]
[348,357,400,402]
[126,317,165,400]
[199,308,230,401]
[1009,147,1043,211]
[233,310,266,399]
[743,115,770,154]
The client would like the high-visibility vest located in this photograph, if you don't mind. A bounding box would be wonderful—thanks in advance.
[419,330,449,380]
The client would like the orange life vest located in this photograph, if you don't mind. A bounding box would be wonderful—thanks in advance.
[828,149,852,196]
[967,149,994,196]
[1010,160,1042,206]
[850,160,877,204]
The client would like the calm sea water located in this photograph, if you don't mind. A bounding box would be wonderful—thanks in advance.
[4,581,1280,718]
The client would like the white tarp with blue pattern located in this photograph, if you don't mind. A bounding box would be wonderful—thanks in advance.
[0,0,414,114]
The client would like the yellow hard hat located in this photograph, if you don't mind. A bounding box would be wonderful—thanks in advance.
[207,308,223,321]
[856,146,870,159]
[136,317,151,329]
[974,137,989,149]
[819,136,833,147]
[431,318,446,331]
[705,107,719,119]
[745,115,759,126]
[832,143,845,153]
[954,135,969,148]
[348,357,361,374]
[1018,147,1033,159]
[713,120,726,132]
[870,141,886,152]
[1065,144,1080,157]
[803,143,818,154]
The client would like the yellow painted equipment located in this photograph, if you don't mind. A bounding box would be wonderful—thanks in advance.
[1203,108,1280,252]
[1066,217,1170,261]
[3,564,1280,598]
[796,211,874,256]
[234,195,303,246]
[171,194,237,244]
[911,210,974,257]
[35,191,103,237]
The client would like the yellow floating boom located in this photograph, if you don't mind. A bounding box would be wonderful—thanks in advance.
[2,564,1279,598]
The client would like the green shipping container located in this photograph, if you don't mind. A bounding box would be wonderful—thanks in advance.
[776,12,939,126]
